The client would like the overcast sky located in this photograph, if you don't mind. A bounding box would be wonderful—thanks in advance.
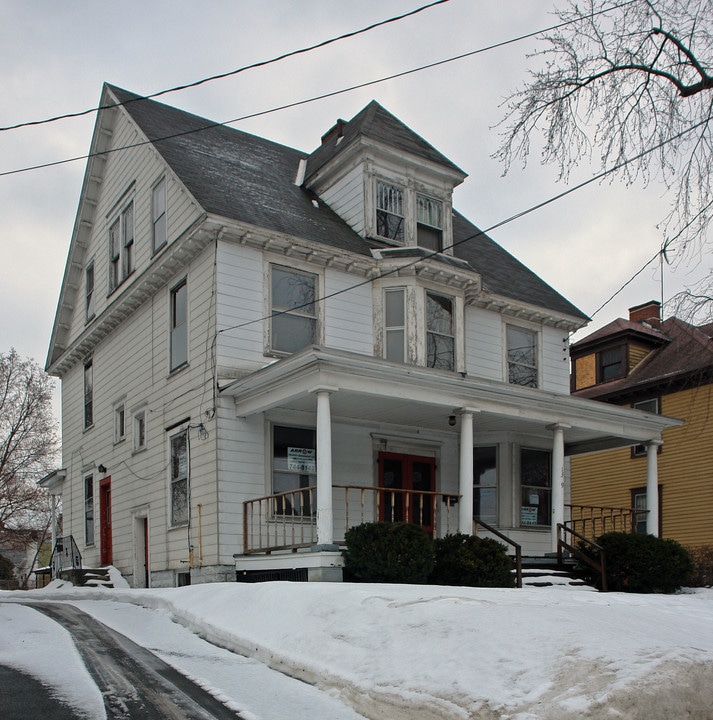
[1,0,704,380]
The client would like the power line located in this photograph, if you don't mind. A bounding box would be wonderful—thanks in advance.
[0,0,640,179]
[216,117,707,345]
[0,0,451,133]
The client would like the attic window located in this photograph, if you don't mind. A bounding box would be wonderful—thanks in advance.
[597,346,625,383]
[417,195,443,251]
[376,181,404,244]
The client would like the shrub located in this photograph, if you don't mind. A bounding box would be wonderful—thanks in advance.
[586,532,694,593]
[430,533,515,588]
[686,545,713,587]
[342,522,434,584]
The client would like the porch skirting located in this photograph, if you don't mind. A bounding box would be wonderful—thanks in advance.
[234,550,344,582]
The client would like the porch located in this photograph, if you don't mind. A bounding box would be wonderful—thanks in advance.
[223,347,680,578]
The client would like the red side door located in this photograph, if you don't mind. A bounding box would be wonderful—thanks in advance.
[99,477,112,566]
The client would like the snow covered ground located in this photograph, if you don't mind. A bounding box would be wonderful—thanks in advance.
[2,574,713,720]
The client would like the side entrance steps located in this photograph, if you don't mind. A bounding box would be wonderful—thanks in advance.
[520,555,592,589]
[57,567,114,588]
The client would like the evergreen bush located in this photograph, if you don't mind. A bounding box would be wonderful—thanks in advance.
[586,532,694,593]
[430,533,515,588]
[342,522,434,584]
[685,545,713,587]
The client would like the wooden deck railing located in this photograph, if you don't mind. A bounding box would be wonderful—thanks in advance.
[565,503,643,541]
[243,485,461,555]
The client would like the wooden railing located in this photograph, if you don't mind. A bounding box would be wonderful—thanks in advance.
[557,523,608,592]
[565,503,643,541]
[243,485,461,555]
[474,518,522,588]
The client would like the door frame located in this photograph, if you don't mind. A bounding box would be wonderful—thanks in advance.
[99,477,112,566]
[378,452,436,535]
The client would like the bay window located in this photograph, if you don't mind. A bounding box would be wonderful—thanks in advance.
[426,292,454,371]
[384,288,406,362]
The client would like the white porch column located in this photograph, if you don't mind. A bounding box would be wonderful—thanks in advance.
[646,441,661,536]
[458,411,474,535]
[315,390,334,548]
[550,424,567,553]
[50,494,58,551]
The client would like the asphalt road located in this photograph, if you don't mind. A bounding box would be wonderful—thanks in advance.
[13,602,245,720]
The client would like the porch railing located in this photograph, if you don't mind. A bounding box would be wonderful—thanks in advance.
[243,485,461,555]
[51,535,82,578]
[565,503,643,541]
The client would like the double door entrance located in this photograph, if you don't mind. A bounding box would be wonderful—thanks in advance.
[378,452,436,535]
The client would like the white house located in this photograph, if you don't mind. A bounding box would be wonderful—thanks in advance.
[44,85,678,587]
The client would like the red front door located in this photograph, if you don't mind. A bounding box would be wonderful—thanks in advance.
[99,477,112,566]
[378,453,436,535]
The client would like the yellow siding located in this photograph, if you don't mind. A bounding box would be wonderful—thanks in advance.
[628,342,653,371]
[571,384,713,548]
[575,354,596,390]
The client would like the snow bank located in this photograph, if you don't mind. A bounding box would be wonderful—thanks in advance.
[6,581,713,719]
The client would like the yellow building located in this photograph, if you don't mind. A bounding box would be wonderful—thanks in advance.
[570,301,713,550]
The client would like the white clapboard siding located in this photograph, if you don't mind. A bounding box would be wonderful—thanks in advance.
[314,164,365,236]
[540,324,571,394]
[464,306,504,381]
[324,268,374,355]
[215,242,265,372]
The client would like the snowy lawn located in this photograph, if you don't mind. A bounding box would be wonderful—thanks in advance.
[2,576,713,720]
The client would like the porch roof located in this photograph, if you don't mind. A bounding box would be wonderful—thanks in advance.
[220,347,682,454]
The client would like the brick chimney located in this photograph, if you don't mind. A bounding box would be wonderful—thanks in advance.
[629,300,661,326]
[321,119,346,146]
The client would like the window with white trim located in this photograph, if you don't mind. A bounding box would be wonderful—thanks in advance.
[84,474,95,546]
[426,291,454,370]
[114,403,125,444]
[272,425,316,516]
[85,261,95,321]
[520,448,551,526]
[170,429,189,526]
[376,180,405,243]
[270,265,317,354]
[473,446,497,525]
[507,325,538,388]
[133,409,146,452]
[170,279,188,371]
[152,177,167,253]
[84,358,93,429]
[109,201,134,292]
[417,194,443,251]
[384,288,406,363]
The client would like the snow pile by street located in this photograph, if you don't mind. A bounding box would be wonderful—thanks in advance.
[2,577,713,719]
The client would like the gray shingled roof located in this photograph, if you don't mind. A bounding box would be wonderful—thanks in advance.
[109,85,586,321]
[305,100,466,181]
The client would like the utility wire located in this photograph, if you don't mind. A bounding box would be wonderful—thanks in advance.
[0,0,451,133]
[0,0,640,179]
[216,117,707,348]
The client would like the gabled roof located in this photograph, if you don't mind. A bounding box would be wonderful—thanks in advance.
[573,316,713,400]
[305,100,466,182]
[109,85,374,258]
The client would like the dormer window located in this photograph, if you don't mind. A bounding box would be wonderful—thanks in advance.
[417,195,443,252]
[597,346,625,382]
[376,180,404,243]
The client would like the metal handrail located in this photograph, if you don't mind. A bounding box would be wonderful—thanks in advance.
[474,518,522,588]
[557,523,608,592]
[51,535,82,578]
